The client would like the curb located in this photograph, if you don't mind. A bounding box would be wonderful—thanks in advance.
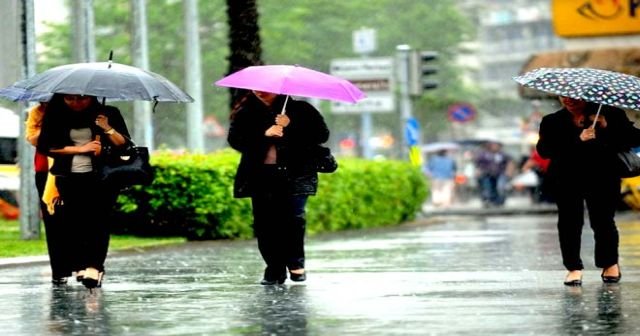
[421,205,558,217]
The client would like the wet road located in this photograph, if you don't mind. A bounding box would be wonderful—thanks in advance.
[1,213,640,335]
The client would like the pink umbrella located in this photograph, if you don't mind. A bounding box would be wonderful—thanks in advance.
[214,65,366,112]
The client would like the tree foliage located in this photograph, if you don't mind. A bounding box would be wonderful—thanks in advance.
[37,0,474,149]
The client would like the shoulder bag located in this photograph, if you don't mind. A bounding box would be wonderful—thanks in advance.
[616,149,640,178]
[310,145,338,173]
[100,142,153,188]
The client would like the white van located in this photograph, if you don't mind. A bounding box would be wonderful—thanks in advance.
[0,107,19,192]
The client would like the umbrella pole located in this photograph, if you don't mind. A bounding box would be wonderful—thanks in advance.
[100,51,113,107]
[591,104,603,129]
[280,95,289,115]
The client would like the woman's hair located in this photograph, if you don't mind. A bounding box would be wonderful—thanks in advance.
[229,92,252,121]
[44,94,100,113]
[229,92,288,120]
[43,94,101,129]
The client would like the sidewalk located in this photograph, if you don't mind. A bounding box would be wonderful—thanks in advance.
[2,209,639,335]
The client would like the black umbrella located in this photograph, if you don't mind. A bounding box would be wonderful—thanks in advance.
[0,85,52,102]
[2,61,193,103]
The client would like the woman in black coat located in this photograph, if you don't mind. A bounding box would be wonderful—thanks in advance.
[37,93,130,289]
[537,96,640,286]
[228,91,329,285]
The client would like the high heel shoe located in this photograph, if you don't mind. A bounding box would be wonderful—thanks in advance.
[601,265,621,283]
[82,268,104,289]
[289,269,306,282]
[260,268,286,285]
[51,277,68,286]
[563,271,582,286]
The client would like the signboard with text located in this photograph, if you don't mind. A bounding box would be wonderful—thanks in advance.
[552,0,640,37]
[330,57,394,114]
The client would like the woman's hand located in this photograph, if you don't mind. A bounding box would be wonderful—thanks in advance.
[580,128,596,141]
[80,140,102,155]
[95,114,111,131]
[275,114,290,127]
[265,125,284,137]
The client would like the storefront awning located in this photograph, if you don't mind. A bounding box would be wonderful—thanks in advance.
[518,47,640,99]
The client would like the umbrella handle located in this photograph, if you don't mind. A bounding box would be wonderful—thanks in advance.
[280,95,289,115]
[590,104,603,129]
[107,50,113,69]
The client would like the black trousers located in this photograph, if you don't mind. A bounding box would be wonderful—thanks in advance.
[36,172,73,278]
[251,166,308,280]
[554,176,620,271]
[56,172,115,272]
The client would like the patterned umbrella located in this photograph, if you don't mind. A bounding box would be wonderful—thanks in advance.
[513,67,640,111]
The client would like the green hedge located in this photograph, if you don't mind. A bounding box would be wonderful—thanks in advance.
[114,149,428,240]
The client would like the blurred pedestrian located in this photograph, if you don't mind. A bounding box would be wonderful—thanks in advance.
[228,90,330,285]
[37,93,130,289]
[520,146,552,204]
[473,141,512,207]
[537,96,640,286]
[25,102,70,285]
[425,149,457,207]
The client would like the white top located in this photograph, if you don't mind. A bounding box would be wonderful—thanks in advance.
[70,128,93,173]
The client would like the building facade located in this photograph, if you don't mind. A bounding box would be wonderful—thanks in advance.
[457,0,565,98]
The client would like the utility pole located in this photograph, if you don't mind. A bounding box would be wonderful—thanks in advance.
[71,0,95,62]
[19,0,39,239]
[395,45,414,159]
[353,28,376,159]
[183,0,204,152]
[131,0,153,149]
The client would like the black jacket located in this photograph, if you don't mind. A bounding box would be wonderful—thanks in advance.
[228,95,330,198]
[37,104,130,176]
[537,104,640,182]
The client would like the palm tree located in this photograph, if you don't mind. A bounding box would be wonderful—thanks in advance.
[225,0,263,108]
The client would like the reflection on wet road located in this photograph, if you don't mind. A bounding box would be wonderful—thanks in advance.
[1,214,640,335]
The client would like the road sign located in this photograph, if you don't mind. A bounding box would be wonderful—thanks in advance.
[353,28,376,55]
[330,57,394,114]
[447,103,477,123]
[405,117,420,146]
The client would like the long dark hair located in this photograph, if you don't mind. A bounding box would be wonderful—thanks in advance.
[229,92,287,120]
[43,94,101,128]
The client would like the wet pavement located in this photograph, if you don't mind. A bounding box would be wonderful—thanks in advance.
[2,212,640,335]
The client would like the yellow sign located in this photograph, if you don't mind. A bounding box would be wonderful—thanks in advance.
[552,0,640,37]
[408,146,423,166]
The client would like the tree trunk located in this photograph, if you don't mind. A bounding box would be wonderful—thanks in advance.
[225,0,262,108]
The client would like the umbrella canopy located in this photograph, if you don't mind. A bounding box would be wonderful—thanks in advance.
[214,64,366,103]
[0,85,52,102]
[5,62,193,103]
[513,67,640,111]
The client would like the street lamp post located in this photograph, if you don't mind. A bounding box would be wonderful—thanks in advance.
[395,45,414,159]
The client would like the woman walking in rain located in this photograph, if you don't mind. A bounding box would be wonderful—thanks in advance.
[37,93,130,289]
[25,102,72,285]
[537,96,640,286]
[228,90,330,285]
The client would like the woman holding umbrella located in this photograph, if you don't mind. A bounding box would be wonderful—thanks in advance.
[37,93,130,289]
[537,96,640,286]
[228,90,330,285]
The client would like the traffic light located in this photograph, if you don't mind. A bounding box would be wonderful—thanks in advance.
[409,50,438,96]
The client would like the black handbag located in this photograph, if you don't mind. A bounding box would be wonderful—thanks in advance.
[310,145,338,173]
[99,143,153,188]
[616,150,640,178]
